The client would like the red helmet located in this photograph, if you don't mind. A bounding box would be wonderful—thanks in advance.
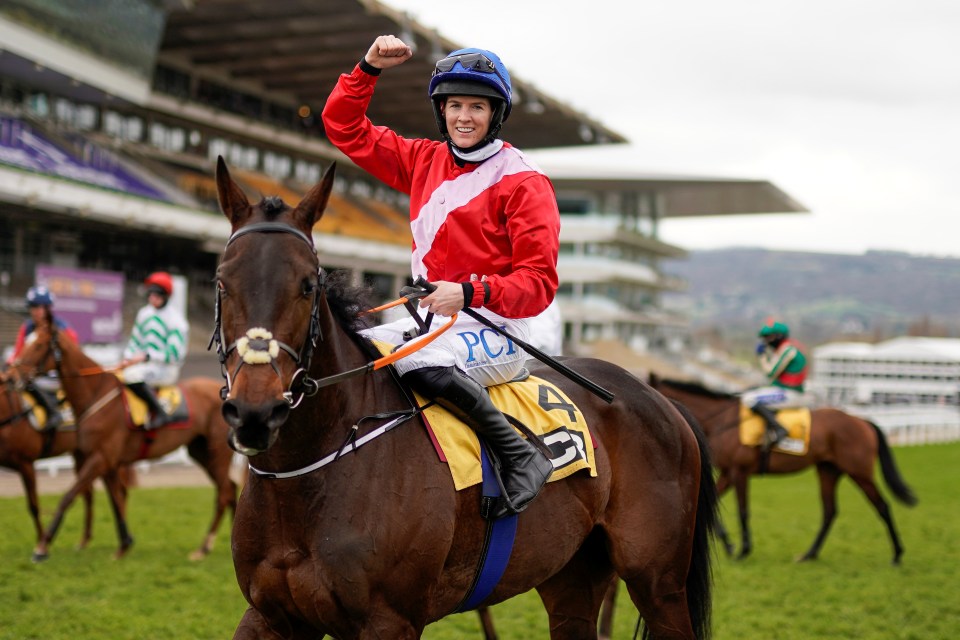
[144,271,174,296]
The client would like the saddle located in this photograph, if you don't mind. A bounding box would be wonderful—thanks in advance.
[738,404,812,455]
[123,386,190,431]
[372,340,596,490]
[19,391,75,431]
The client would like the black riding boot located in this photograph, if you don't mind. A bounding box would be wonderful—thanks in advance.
[127,382,171,430]
[403,366,553,519]
[752,404,788,447]
[27,383,62,431]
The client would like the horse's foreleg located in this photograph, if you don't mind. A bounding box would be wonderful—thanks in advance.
[101,468,134,558]
[796,463,841,562]
[597,577,619,640]
[713,472,735,556]
[733,470,752,559]
[33,455,108,562]
[187,440,238,561]
[78,488,93,549]
[17,464,44,542]
[476,607,498,640]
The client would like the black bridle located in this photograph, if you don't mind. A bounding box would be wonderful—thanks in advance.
[209,222,327,408]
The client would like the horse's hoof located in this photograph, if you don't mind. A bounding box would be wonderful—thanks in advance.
[31,551,49,563]
[188,548,209,562]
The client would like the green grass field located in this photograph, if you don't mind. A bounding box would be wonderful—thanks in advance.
[0,442,957,639]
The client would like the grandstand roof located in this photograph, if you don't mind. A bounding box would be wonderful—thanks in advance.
[815,337,960,362]
[158,0,626,150]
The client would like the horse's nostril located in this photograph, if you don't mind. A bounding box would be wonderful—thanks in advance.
[222,401,241,427]
[267,403,290,428]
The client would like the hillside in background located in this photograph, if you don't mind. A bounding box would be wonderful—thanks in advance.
[664,248,960,355]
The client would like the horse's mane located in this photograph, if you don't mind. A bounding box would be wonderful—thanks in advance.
[660,378,739,401]
[324,269,375,336]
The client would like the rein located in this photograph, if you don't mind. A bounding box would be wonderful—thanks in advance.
[210,221,458,406]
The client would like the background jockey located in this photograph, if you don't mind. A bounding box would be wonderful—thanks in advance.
[322,36,559,519]
[6,286,78,430]
[121,272,189,430]
[740,319,808,447]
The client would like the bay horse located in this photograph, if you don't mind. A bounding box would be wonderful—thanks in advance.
[10,322,238,562]
[214,157,718,640]
[0,370,102,547]
[649,374,917,564]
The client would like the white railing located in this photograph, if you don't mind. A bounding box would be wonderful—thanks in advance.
[844,405,960,446]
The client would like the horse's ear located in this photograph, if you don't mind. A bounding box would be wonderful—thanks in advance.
[216,156,252,227]
[649,371,659,385]
[292,162,336,229]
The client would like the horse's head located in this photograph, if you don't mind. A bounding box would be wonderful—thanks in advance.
[10,319,61,381]
[213,156,336,455]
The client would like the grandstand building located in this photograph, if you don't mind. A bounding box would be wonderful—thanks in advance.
[0,0,804,354]
[811,337,960,406]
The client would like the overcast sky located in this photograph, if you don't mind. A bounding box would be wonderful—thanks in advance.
[390,0,960,257]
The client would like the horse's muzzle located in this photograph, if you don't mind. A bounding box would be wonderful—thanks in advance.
[222,398,289,455]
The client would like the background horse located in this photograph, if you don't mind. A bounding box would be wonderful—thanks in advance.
[649,374,917,563]
[11,322,238,562]
[214,157,717,640]
[0,370,109,547]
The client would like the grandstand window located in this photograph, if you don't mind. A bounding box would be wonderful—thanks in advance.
[102,111,143,141]
[264,152,292,179]
[149,122,186,152]
[294,160,320,185]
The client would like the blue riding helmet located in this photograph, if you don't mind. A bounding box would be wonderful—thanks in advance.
[428,48,512,149]
[26,286,54,307]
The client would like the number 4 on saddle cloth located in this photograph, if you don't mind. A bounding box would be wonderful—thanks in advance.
[738,404,812,455]
[373,341,597,491]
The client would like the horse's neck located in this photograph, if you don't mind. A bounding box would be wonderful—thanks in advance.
[58,342,116,410]
[257,324,405,470]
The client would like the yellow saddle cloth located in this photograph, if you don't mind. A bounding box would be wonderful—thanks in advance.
[124,386,187,429]
[374,341,596,491]
[739,404,812,455]
[20,390,75,430]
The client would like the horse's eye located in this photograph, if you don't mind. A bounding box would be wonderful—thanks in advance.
[302,281,316,297]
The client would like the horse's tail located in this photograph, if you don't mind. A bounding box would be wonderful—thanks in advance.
[870,422,918,506]
[653,400,718,640]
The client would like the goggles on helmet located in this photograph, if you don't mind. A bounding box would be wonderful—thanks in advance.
[434,52,495,73]
[433,53,508,85]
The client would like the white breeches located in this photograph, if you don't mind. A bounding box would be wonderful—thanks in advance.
[740,385,806,409]
[361,310,530,388]
[124,362,181,387]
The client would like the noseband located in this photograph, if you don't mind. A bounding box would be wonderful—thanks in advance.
[210,222,326,408]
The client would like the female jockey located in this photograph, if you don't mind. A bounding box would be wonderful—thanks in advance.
[322,35,559,518]
[7,286,79,430]
[121,272,189,430]
[741,319,809,446]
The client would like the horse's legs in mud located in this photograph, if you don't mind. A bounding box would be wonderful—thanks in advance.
[848,471,904,565]
[732,469,753,559]
[796,462,841,562]
[186,438,238,560]
[713,472,736,556]
[536,533,616,640]
[101,467,134,558]
[32,454,110,562]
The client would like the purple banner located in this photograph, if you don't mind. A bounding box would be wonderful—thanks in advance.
[36,266,124,344]
[0,116,168,201]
